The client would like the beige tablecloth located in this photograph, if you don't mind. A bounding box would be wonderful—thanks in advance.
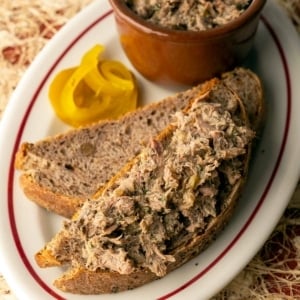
[0,0,299,299]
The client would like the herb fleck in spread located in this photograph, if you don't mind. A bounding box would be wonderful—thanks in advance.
[125,0,252,31]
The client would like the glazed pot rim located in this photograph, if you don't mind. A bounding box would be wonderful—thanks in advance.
[109,0,267,41]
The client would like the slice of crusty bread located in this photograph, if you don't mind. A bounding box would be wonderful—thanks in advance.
[15,84,200,218]
[35,78,256,294]
[15,67,264,218]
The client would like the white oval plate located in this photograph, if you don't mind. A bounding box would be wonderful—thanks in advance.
[0,1,300,299]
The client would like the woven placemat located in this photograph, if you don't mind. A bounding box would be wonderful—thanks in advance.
[0,0,299,299]
[0,0,93,118]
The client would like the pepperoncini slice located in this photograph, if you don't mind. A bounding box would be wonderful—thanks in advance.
[49,44,138,127]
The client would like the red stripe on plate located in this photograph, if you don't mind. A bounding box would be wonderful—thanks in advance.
[158,15,292,300]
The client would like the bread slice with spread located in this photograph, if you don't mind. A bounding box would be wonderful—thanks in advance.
[35,77,257,294]
[15,67,264,218]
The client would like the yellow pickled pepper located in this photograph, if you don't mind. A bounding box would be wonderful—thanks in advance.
[49,44,138,127]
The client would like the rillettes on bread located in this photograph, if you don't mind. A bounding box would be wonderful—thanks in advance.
[35,76,260,294]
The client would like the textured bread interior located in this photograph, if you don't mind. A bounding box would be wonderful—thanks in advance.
[16,90,196,192]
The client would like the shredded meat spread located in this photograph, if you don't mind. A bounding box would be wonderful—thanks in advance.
[125,0,252,31]
[54,93,254,277]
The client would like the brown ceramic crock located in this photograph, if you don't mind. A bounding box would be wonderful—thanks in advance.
[109,0,267,85]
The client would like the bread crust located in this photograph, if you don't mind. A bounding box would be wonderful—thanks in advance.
[19,174,82,218]
[35,77,256,294]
